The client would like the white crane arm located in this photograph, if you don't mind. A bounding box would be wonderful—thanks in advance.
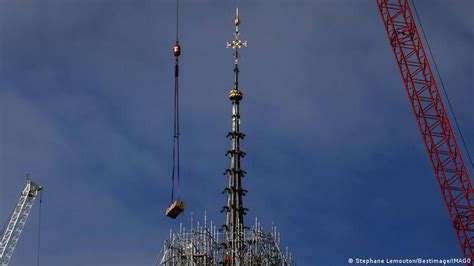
[0,179,42,266]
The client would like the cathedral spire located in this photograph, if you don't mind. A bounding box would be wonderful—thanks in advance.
[222,8,248,265]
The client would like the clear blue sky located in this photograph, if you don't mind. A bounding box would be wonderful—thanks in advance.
[0,0,472,265]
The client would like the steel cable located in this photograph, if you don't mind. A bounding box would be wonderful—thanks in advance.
[411,0,474,170]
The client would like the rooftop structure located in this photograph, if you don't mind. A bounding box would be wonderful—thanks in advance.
[157,215,293,265]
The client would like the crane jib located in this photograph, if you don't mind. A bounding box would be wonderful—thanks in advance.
[0,179,42,266]
[375,0,474,261]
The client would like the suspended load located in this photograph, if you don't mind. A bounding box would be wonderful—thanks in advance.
[166,0,185,219]
[165,199,185,219]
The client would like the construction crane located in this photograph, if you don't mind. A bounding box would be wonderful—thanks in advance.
[375,0,474,259]
[0,179,43,266]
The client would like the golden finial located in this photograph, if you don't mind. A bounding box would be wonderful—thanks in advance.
[234,8,240,26]
[229,89,243,101]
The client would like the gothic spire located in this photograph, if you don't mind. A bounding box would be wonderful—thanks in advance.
[222,8,248,265]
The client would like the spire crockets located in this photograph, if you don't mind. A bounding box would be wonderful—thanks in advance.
[222,8,248,265]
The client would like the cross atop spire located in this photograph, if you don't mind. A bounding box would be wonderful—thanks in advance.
[226,8,247,50]
[227,8,247,90]
[227,8,247,94]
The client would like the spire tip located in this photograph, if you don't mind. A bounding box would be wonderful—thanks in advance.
[234,8,240,26]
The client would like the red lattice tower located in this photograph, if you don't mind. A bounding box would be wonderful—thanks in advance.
[376,0,474,259]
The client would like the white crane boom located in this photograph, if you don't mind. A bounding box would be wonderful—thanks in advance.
[0,179,42,266]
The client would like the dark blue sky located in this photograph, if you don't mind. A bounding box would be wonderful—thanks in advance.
[0,0,472,265]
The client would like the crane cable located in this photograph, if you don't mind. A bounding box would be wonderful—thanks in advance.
[171,0,181,202]
[36,190,43,266]
[410,0,474,170]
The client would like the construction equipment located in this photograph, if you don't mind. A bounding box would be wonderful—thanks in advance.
[376,0,474,259]
[0,179,43,266]
[166,0,186,219]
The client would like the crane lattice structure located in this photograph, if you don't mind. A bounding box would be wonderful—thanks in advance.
[376,0,474,259]
[0,179,42,266]
[158,9,293,266]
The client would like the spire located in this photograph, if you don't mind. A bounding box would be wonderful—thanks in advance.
[222,8,248,265]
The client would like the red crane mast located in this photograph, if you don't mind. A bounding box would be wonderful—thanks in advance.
[375,0,474,259]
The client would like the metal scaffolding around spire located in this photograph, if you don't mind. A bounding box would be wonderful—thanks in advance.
[157,214,293,266]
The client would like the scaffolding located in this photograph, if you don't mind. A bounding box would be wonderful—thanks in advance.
[157,217,293,266]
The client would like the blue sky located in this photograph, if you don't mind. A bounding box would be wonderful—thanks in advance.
[0,0,472,265]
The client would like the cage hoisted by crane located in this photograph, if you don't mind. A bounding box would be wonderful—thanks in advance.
[0,179,42,266]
